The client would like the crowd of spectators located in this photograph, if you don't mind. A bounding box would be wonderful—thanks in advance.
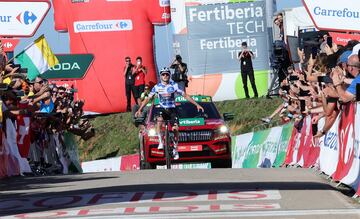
[262,34,360,139]
[0,43,93,175]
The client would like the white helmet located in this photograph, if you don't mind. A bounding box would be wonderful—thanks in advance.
[159,67,171,75]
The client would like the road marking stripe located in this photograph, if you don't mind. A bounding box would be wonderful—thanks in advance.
[60,209,360,219]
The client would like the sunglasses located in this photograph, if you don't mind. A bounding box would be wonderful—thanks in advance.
[125,60,131,62]
[161,73,170,77]
[35,80,44,84]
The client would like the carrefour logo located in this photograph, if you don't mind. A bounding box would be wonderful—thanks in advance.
[74,20,133,33]
[16,11,37,25]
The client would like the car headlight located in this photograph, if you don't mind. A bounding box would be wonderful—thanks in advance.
[148,128,157,137]
[219,125,229,134]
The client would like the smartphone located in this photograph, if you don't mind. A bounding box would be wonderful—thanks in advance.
[311,47,318,59]
[356,83,360,101]
[300,99,306,112]
[0,83,8,91]
[289,75,299,81]
[327,37,333,47]
[312,123,318,136]
[11,64,21,69]
[318,76,333,84]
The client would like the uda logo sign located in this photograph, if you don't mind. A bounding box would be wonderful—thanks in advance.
[16,11,37,25]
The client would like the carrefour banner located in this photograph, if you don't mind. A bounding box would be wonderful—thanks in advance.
[185,1,269,75]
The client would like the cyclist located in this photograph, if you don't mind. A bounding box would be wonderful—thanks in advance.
[135,67,204,160]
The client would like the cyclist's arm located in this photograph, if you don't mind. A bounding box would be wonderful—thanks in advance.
[138,96,152,113]
[138,86,156,113]
[183,93,202,109]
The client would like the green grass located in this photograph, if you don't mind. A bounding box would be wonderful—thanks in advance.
[77,97,283,161]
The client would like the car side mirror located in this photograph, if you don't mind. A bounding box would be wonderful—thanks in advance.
[223,113,234,121]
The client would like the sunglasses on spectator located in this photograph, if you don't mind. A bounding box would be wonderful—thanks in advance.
[35,80,44,84]
[125,59,131,62]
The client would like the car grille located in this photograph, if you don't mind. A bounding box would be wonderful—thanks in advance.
[178,130,213,142]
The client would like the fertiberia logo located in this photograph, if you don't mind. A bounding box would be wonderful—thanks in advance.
[16,11,37,25]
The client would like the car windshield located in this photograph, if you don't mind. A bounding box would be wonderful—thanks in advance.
[150,102,221,121]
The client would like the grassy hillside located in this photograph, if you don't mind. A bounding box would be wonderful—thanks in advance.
[78,97,283,161]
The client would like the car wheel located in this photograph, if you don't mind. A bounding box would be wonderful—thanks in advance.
[211,159,232,168]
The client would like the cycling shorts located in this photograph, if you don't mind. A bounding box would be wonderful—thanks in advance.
[155,108,178,126]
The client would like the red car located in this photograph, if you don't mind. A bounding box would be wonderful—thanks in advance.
[137,95,233,169]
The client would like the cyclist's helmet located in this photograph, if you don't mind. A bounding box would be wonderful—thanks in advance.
[159,67,171,76]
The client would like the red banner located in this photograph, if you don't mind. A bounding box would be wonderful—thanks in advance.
[16,102,31,158]
[120,154,140,171]
[284,128,297,165]
[53,0,171,113]
[332,103,356,181]
[329,32,360,46]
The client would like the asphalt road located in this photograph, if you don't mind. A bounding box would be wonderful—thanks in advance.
[0,168,359,219]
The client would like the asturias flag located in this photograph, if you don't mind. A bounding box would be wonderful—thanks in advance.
[15,35,59,81]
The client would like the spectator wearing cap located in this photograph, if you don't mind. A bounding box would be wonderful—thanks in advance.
[124,56,136,112]
[170,55,188,91]
[238,42,258,98]
[132,56,147,105]
[332,54,360,102]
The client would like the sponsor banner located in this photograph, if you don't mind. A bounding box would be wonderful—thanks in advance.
[0,1,50,37]
[16,113,31,158]
[82,157,121,173]
[298,116,320,168]
[63,132,83,173]
[4,119,31,175]
[42,54,94,80]
[319,116,340,176]
[232,132,253,168]
[284,127,297,165]
[52,0,171,113]
[120,154,140,171]
[0,38,20,52]
[257,126,282,168]
[273,123,293,167]
[185,1,269,75]
[157,163,211,169]
[242,129,270,168]
[179,118,205,126]
[332,103,356,181]
[303,0,360,32]
[341,103,360,187]
[329,32,360,46]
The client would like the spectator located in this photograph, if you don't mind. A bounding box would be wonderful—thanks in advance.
[124,56,136,112]
[331,55,360,102]
[132,56,147,105]
[140,84,150,102]
[170,55,188,91]
[27,77,53,113]
[238,42,258,98]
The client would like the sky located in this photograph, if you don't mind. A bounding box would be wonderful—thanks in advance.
[14,0,303,69]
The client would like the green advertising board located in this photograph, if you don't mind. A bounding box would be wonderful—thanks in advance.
[42,54,94,79]
[179,118,205,126]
